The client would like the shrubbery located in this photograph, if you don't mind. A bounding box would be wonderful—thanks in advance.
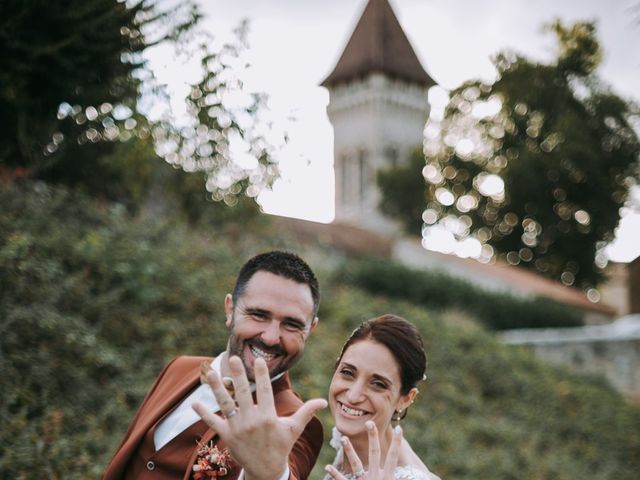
[339,258,583,330]
[0,182,249,477]
[1,182,638,479]
[303,288,640,479]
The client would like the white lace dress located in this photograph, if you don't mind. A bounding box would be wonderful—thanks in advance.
[323,428,439,480]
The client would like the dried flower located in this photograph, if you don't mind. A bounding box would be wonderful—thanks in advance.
[192,440,233,479]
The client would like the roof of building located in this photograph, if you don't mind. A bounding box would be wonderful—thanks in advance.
[321,0,436,88]
[396,236,617,317]
[273,216,393,258]
[274,216,616,319]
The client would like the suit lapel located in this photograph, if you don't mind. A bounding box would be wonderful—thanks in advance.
[106,358,205,478]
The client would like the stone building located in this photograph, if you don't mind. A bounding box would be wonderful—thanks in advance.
[317,0,616,324]
[322,0,435,233]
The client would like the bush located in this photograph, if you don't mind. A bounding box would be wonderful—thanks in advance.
[2,182,638,480]
[339,258,583,330]
[303,287,640,479]
[0,182,246,477]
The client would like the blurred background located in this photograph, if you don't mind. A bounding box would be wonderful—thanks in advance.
[1,1,639,478]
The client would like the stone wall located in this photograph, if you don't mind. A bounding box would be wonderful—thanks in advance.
[500,315,640,398]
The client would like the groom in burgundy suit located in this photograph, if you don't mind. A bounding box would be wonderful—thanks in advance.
[103,251,326,480]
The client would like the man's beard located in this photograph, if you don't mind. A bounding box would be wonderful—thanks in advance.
[227,324,292,382]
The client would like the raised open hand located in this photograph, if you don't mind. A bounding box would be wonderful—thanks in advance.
[324,421,403,480]
[193,356,327,480]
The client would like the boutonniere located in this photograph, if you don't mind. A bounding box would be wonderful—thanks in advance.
[192,440,233,479]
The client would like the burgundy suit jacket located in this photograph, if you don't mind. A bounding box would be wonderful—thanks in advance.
[102,356,324,480]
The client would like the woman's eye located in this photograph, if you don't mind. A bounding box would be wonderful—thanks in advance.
[372,381,388,389]
[340,368,354,377]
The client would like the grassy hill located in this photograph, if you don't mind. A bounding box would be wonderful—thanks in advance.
[1,182,638,479]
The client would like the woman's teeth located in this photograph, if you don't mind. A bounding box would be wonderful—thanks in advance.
[341,403,365,416]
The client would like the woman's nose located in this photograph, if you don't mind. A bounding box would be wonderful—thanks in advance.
[345,382,365,403]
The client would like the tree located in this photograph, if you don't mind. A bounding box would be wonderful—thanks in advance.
[0,0,197,169]
[380,20,640,289]
[0,1,279,210]
[378,146,427,235]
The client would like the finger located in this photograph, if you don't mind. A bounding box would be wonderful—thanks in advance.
[341,436,365,477]
[288,398,328,436]
[366,421,381,474]
[324,465,347,480]
[203,369,237,418]
[382,425,403,477]
[192,401,226,434]
[229,356,253,412]
[199,360,212,384]
[222,376,235,397]
[254,357,276,414]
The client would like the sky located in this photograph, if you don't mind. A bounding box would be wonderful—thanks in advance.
[147,0,640,262]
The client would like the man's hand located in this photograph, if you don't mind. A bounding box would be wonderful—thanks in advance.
[193,356,327,480]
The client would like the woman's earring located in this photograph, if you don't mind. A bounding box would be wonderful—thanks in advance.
[392,409,404,427]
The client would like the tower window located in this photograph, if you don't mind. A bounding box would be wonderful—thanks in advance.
[358,150,368,203]
[384,146,399,166]
[340,154,349,206]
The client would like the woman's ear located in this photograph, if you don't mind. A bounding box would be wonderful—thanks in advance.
[398,387,419,411]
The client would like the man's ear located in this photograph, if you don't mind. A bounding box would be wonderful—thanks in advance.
[310,316,319,332]
[224,294,234,327]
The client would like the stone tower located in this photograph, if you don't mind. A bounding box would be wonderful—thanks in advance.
[322,0,436,233]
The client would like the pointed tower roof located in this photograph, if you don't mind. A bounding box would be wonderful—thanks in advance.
[321,0,436,88]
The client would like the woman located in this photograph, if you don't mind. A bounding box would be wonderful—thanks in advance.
[324,314,441,480]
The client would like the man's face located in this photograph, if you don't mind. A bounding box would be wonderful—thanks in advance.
[225,271,317,381]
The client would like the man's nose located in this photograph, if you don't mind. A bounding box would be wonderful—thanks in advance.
[260,320,281,346]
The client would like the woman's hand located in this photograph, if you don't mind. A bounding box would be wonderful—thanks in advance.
[325,421,403,479]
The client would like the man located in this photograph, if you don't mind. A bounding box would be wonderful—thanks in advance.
[103,251,326,480]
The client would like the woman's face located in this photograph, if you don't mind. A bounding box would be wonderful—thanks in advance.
[329,339,413,438]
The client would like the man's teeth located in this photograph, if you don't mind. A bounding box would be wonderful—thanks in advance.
[250,345,276,361]
[341,403,365,417]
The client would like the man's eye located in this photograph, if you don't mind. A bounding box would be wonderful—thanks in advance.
[250,312,267,320]
[284,322,304,332]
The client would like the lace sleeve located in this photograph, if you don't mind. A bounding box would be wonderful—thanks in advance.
[394,466,439,480]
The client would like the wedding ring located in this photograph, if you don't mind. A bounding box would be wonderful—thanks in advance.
[353,468,365,478]
[224,408,238,419]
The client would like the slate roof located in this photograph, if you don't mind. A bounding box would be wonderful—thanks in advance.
[322,0,436,88]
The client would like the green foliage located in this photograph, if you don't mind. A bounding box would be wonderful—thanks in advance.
[152,21,281,206]
[2,183,639,479]
[0,1,278,212]
[0,0,198,170]
[381,20,640,289]
[337,258,583,330]
[377,147,427,235]
[303,289,640,480]
[0,182,247,477]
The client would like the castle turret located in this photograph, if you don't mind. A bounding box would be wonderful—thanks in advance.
[322,0,436,232]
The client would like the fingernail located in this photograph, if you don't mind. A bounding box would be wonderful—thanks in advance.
[340,437,347,445]
[366,420,374,430]
[325,465,332,472]
[394,425,402,435]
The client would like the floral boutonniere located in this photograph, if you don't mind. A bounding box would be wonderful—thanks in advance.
[192,440,233,479]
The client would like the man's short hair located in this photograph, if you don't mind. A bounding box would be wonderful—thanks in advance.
[232,251,320,316]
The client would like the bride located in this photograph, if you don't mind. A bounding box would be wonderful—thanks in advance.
[323,314,441,480]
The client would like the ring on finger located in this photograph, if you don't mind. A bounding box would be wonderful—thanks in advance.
[224,408,238,419]
[353,468,365,478]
